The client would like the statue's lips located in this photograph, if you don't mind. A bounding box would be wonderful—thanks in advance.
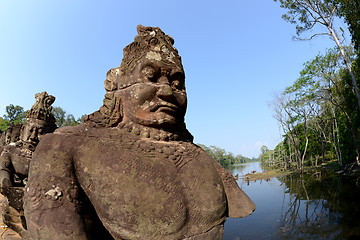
[150,103,178,113]
[23,141,37,151]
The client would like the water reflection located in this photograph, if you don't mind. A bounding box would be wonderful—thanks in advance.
[226,162,264,176]
[223,162,360,240]
[275,172,360,240]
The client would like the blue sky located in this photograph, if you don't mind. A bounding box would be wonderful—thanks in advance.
[0,0,350,158]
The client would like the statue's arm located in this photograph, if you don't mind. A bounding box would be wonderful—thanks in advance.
[24,133,88,240]
[0,149,12,190]
[210,158,256,218]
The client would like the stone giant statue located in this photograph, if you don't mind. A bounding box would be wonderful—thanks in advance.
[24,25,255,240]
[0,122,22,147]
[0,91,57,238]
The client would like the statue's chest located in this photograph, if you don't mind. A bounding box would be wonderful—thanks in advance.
[75,138,227,238]
[7,146,31,178]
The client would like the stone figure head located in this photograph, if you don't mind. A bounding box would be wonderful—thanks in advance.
[9,123,22,144]
[4,123,14,145]
[1,122,22,145]
[20,119,55,146]
[84,25,192,141]
[20,92,57,147]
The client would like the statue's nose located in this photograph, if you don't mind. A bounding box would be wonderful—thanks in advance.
[157,77,174,100]
[158,75,170,85]
[29,129,38,141]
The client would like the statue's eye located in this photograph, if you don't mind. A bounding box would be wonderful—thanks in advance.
[172,80,181,89]
[171,73,185,90]
[38,128,45,135]
[141,66,157,81]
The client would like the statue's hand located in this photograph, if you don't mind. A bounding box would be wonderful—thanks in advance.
[1,177,11,187]
[1,177,12,193]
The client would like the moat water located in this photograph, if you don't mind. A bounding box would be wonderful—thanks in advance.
[224,162,360,240]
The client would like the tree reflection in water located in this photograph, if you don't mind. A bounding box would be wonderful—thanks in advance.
[275,172,360,240]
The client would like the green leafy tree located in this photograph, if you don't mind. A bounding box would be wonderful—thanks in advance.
[271,46,360,170]
[334,0,360,50]
[0,117,9,132]
[52,106,82,127]
[4,104,26,123]
[1,104,27,131]
[260,145,269,155]
[198,144,257,167]
[274,0,360,112]
[203,145,230,167]
[285,46,359,165]
[52,107,66,127]
[63,114,81,127]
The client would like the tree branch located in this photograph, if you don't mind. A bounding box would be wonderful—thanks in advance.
[293,32,331,41]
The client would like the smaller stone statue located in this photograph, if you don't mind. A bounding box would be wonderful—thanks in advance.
[0,91,57,238]
[0,122,22,148]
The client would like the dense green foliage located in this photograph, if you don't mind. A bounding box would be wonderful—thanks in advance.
[52,107,82,127]
[0,117,9,132]
[266,0,360,172]
[266,46,359,170]
[198,144,258,168]
[335,0,360,50]
[0,104,82,132]
[4,104,26,123]
[0,104,27,131]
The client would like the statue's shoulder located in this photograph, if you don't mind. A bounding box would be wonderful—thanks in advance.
[53,124,111,138]
[0,143,19,156]
[30,127,85,172]
[39,124,116,153]
[53,124,88,136]
[35,125,90,154]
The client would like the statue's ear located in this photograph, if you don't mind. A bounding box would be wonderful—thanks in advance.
[109,92,123,127]
[211,159,256,218]
[19,124,25,136]
[223,176,256,218]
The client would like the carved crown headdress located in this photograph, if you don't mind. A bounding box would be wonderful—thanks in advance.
[104,25,183,92]
[26,91,56,124]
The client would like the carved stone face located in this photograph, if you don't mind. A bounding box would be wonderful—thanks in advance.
[5,130,11,144]
[20,119,52,146]
[122,58,187,129]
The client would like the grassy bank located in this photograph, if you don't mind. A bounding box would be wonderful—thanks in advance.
[243,160,360,181]
[241,168,292,181]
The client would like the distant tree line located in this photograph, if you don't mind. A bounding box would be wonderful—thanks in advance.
[0,104,82,132]
[0,104,28,132]
[51,107,84,128]
[198,144,258,168]
[265,0,360,171]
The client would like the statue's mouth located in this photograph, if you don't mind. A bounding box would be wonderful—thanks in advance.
[24,141,37,151]
[151,103,178,113]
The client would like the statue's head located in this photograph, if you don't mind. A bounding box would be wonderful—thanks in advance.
[85,25,192,141]
[2,122,22,145]
[20,119,55,146]
[120,58,186,128]
[4,123,14,145]
[9,123,22,143]
[21,92,57,146]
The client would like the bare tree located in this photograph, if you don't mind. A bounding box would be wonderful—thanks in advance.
[271,93,313,171]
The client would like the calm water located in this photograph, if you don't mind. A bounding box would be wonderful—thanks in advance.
[223,162,360,240]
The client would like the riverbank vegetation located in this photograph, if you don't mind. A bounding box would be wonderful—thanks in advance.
[263,0,360,174]
[198,144,258,168]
